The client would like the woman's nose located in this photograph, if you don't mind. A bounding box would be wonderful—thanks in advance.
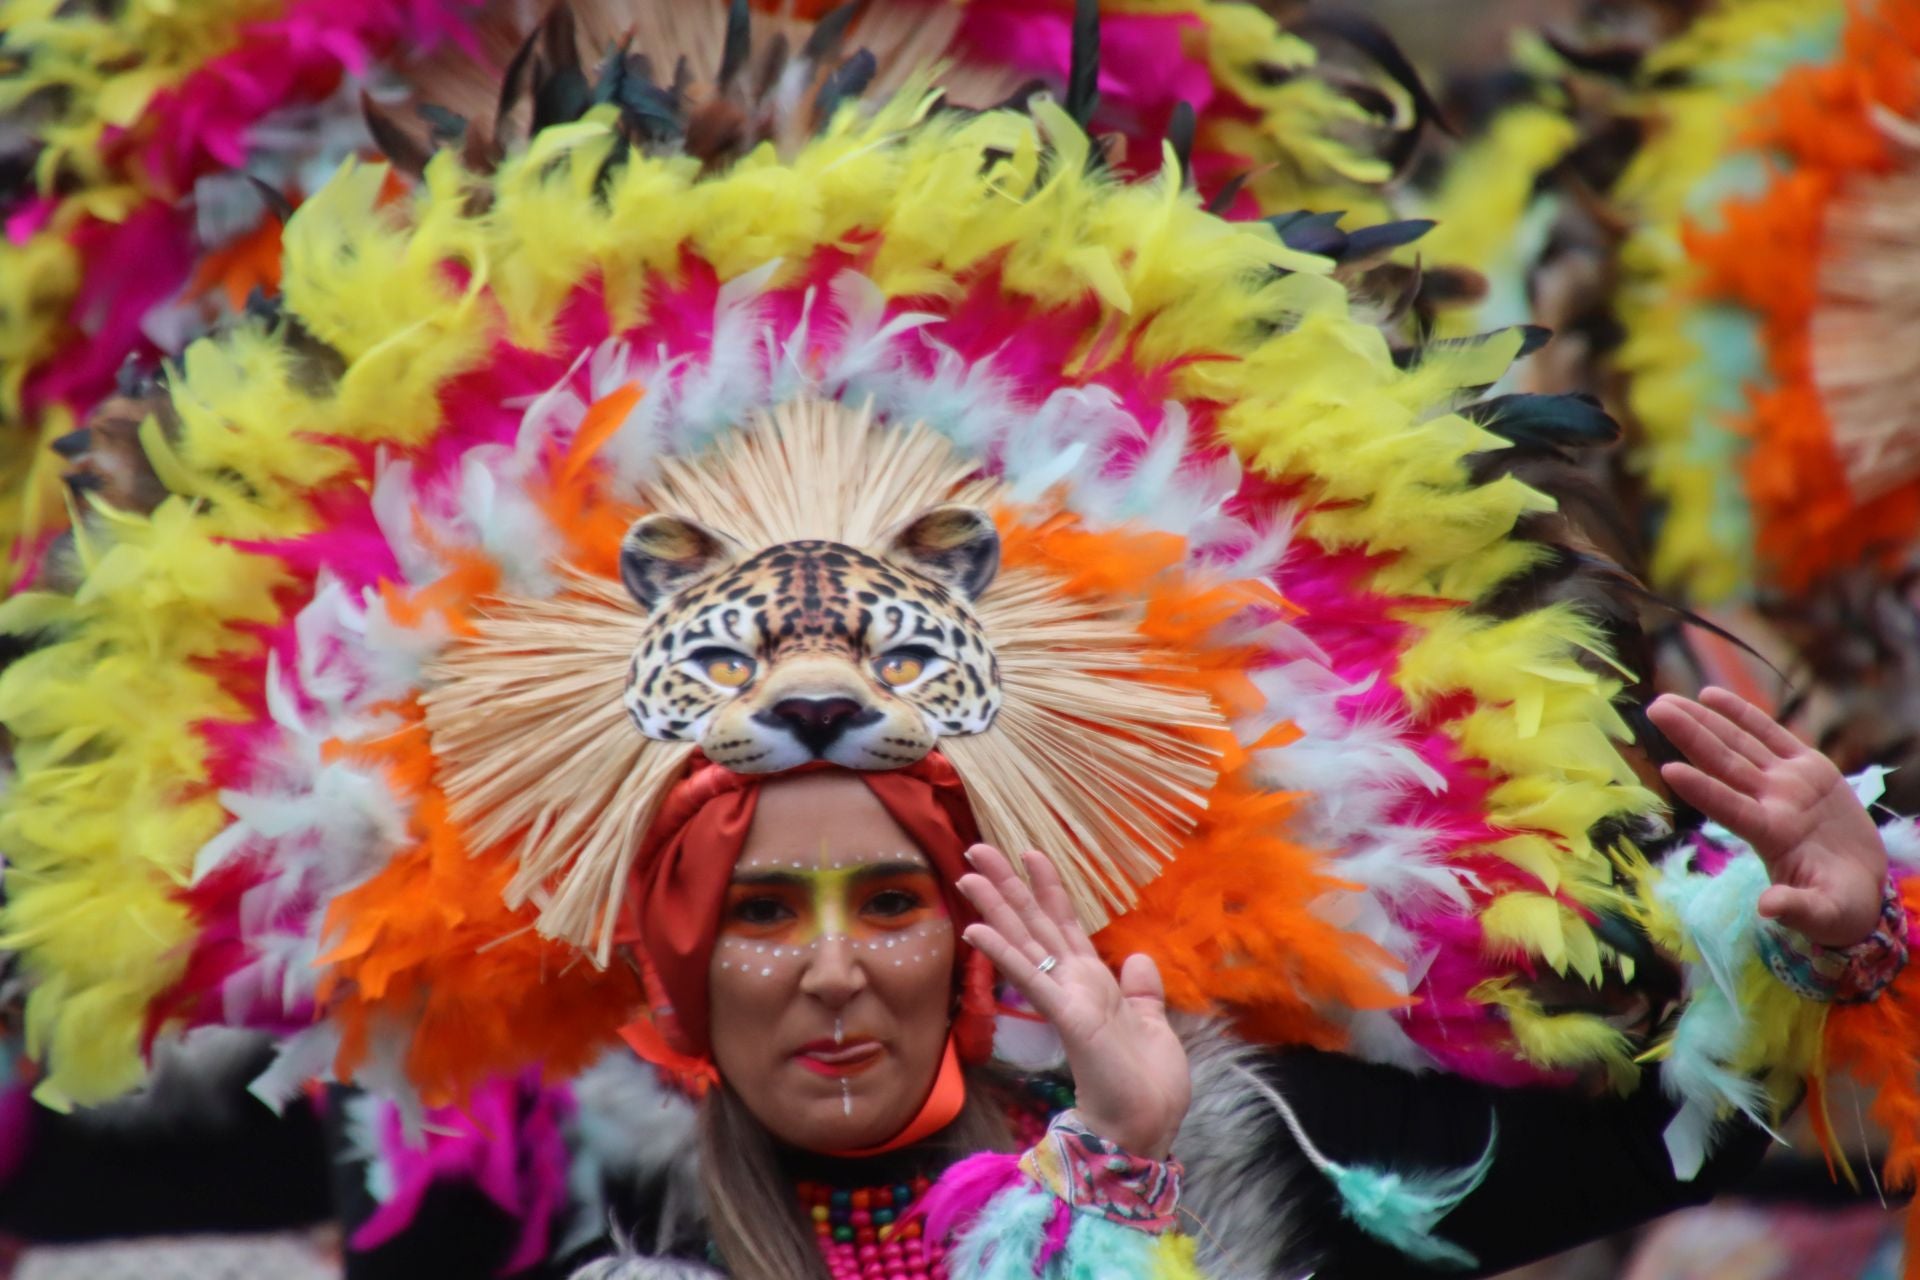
[799,933,868,1005]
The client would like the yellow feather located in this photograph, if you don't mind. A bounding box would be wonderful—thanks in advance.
[1473,978,1640,1089]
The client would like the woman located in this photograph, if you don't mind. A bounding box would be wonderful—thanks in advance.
[587,683,1900,1279]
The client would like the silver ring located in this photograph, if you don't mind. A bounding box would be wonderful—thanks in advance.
[1035,954,1059,975]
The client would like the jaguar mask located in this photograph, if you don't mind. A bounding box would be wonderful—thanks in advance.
[619,505,1003,773]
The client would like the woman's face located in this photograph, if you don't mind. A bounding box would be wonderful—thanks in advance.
[707,772,956,1152]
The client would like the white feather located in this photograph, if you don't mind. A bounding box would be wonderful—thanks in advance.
[1060,401,1245,538]
[563,1050,704,1259]
[765,283,819,403]
[1001,385,1139,506]
[567,1050,700,1186]
[250,1022,343,1113]
[1884,817,1920,870]
[358,589,451,686]
[369,454,444,587]
[824,272,1014,453]
[1342,1007,1440,1072]
[822,270,944,400]
[458,445,561,595]
[70,1026,273,1133]
[672,260,782,443]
[508,347,592,470]
[1201,506,1303,582]
[992,1012,1067,1072]
[564,335,698,491]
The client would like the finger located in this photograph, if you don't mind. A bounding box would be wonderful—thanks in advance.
[967,845,1074,961]
[1757,883,1843,941]
[1118,952,1167,1017]
[1699,686,1807,761]
[1676,693,1782,769]
[1648,696,1768,787]
[1651,693,1776,770]
[1021,850,1099,959]
[1661,760,1767,838]
[957,869,1049,965]
[962,923,1066,1021]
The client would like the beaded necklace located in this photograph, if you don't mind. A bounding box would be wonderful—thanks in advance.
[796,1175,940,1280]
[788,1076,1071,1280]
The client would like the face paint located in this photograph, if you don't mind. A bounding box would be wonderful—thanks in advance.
[715,843,951,982]
[706,772,959,1154]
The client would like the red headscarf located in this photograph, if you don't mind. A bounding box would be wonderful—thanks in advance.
[618,754,998,1069]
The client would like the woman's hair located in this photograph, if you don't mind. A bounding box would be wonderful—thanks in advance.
[698,1067,1018,1280]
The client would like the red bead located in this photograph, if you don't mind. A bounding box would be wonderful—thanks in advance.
[804,1178,946,1279]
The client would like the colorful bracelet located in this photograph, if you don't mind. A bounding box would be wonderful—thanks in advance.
[1759,878,1910,1005]
[1017,1109,1184,1233]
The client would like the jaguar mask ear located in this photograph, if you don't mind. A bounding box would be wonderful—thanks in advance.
[619,514,742,612]
[883,505,1001,601]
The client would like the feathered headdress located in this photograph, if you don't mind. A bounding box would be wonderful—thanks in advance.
[2,2,1666,1105]
[9,2,1920,1270]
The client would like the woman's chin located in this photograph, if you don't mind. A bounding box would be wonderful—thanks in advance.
[774,1059,920,1152]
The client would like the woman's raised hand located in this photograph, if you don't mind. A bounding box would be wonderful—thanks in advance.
[1648,686,1888,947]
[956,845,1190,1159]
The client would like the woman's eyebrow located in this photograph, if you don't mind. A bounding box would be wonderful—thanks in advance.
[729,860,932,887]
[849,860,933,881]
[729,868,807,887]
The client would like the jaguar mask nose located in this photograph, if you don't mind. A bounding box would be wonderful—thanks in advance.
[755,696,882,756]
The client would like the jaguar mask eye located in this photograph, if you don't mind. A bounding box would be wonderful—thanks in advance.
[692,648,757,689]
[875,646,941,689]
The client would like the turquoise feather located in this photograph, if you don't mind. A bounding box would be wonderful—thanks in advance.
[945,1180,1055,1279]
[946,1179,1166,1279]
[1060,1214,1167,1279]
[1232,1061,1495,1270]
[1318,1121,1498,1270]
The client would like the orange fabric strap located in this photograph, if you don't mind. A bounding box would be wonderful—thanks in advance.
[822,1038,966,1158]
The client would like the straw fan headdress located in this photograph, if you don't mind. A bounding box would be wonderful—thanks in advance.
[423,400,1229,959]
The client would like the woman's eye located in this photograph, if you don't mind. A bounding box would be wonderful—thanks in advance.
[731,897,792,927]
[875,649,932,688]
[863,889,923,919]
[697,650,756,688]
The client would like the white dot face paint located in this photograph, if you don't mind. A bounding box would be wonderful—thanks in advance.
[713,918,946,979]
[712,845,952,986]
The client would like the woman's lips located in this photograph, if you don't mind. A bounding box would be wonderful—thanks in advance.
[793,1040,885,1077]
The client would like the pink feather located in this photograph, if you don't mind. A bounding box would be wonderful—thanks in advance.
[907,1151,1028,1248]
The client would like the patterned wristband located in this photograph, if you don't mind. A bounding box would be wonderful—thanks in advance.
[1017,1109,1183,1233]
[1759,878,1910,1005]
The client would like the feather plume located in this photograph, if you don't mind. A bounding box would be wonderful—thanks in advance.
[1228,1057,1494,1269]
[386,0,1025,174]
